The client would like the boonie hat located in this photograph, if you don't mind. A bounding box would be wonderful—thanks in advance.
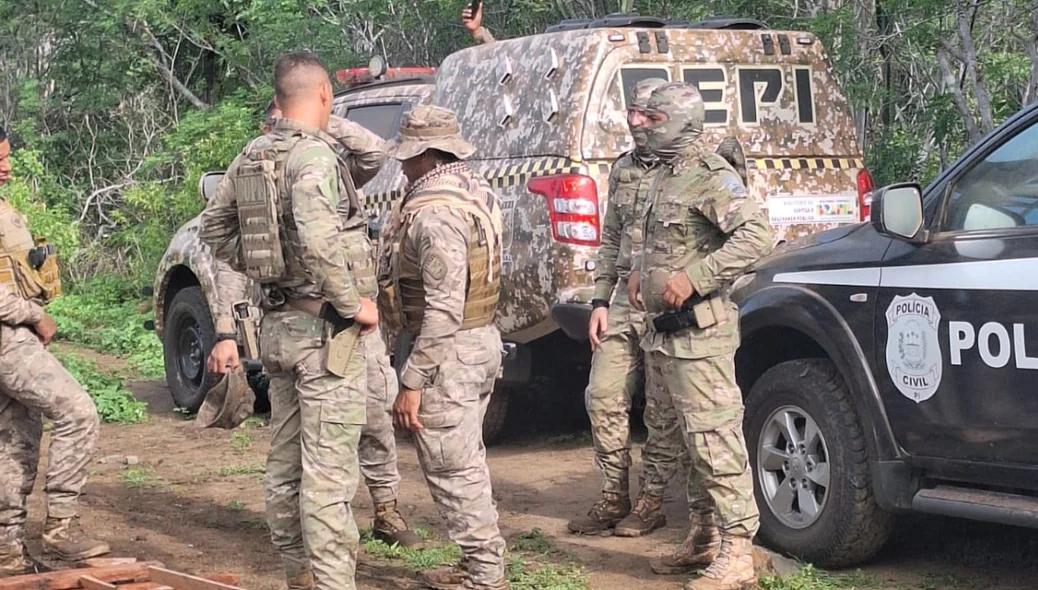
[196,365,255,430]
[384,105,476,161]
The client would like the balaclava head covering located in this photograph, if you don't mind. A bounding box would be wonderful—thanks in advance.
[643,82,706,163]
[628,77,668,158]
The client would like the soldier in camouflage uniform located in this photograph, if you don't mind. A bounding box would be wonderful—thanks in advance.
[378,106,507,590]
[200,52,379,590]
[567,77,687,538]
[324,114,422,548]
[0,126,111,577]
[629,82,772,590]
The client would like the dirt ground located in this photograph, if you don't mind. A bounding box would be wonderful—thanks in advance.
[21,376,1038,590]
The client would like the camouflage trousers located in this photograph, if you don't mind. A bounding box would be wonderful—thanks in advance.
[644,351,759,538]
[0,325,99,548]
[261,310,366,590]
[359,328,400,506]
[585,280,685,498]
[410,326,506,585]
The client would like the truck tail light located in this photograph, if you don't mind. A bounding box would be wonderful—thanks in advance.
[858,168,875,222]
[527,174,600,247]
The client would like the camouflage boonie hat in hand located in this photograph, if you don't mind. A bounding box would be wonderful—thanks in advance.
[384,105,476,161]
[196,365,255,429]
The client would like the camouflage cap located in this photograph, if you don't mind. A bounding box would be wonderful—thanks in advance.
[196,365,255,430]
[630,77,668,110]
[384,105,475,161]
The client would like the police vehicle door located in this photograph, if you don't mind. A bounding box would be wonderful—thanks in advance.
[874,113,1038,465]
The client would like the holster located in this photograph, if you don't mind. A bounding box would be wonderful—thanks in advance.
[652,293,727,334]
[232,301,260,360]
[283,298,360,377]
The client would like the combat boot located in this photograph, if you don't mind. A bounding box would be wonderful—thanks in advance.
[419,562,469,590]
[566,492,631,534]
[649,512,720,575]
[0,543,49,577]
[41,517,110,561]
[284,570,313,590]
[683,536,756,590]
[614,491,665,537]
[372,501,423,548]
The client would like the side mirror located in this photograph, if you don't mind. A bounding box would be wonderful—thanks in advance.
[199,171,226,202]
[870,183,925,242]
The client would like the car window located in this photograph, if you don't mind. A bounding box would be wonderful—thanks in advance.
[942,119,1038,232]
[344,103,404,139]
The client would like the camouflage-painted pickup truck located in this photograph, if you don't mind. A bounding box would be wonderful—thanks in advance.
[149,15,871,443]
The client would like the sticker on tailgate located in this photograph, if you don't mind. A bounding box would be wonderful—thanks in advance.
[767,194,857,225]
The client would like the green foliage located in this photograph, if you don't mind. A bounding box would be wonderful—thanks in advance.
[120,467,155,489]
[46,276,164,378]
[0,149,80,260]
[56,352,149,424]
[759,565,882,590]
[361,533,463,571]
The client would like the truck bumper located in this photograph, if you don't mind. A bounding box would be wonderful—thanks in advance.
[551,303,592,341]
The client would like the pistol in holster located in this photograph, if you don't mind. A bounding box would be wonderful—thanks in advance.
[652,293,727,334]
[320,302,360,378]
[233,301,261,360]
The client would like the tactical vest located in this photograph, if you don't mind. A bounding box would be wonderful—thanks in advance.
[341,227,377,299]
[232,131,314,286]
[381,170,502,332]
[612,152,656,278]
[0,199,62,303]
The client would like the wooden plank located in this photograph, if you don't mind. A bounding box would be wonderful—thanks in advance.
[146,569,244,590]
[0,562,163,590]
[117,583,169,590]
[77,559,139,569]
[200,575,238,587]
[79,576,118,590]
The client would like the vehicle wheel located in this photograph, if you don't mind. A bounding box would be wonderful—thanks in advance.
[744,358,894,568]
[163,286,220,413]
[482,385,511,445]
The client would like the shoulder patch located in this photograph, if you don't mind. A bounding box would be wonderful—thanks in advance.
[425,253,448,285]
[720,175,749,199]
[703,153,731,172]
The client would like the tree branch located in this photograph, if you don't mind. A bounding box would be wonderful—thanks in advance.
[955,0,994,132]
[937,46,982,143]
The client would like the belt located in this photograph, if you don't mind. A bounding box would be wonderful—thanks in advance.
[283,297,325,318]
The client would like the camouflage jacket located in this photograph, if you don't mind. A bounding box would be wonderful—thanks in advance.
[380,164,503,392]
[199,118,362,335]
[327,115,386,229]
[472,26,495,45]
[593,150,658,303]
[0,281,43,327]
[638,144,772,359]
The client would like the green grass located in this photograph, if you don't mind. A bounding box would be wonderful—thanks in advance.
[228,499,246,510]
[120,467,155,489]
[230,430,252,453]
[56,352,147,424]
[760,565,883,590]
[361,532,463,571]
[361,528,587,590]
[506,556,588,590]
[218,463,265,476]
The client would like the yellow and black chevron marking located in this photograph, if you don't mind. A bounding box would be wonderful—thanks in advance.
[363,158,614,212]
[750,157,865,171]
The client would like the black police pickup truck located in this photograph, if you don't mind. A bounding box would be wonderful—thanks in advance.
[731,100,1038,568]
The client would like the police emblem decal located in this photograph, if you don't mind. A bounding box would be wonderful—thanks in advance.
[885,294,943,403]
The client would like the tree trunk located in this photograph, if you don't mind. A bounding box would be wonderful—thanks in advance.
[955,0,994,133]
[937,45,982,144]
